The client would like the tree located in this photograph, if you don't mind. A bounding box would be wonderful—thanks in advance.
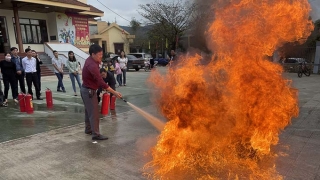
[138,0,197,50]
[130,18,141,34]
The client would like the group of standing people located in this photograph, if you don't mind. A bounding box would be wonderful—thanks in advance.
[51,50,82,96]
[0,47,43,106]
[103,50,128,87]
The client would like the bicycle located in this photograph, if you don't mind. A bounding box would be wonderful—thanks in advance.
[297,61,311,78]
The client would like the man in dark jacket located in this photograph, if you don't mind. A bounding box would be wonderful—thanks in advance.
[11,47,26,94]
[97,68,116,103]
[31,50,43,92]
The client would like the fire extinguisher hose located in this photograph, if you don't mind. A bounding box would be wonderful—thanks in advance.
[121,98,127,103]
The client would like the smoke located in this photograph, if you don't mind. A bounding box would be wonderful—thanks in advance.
[309,0,320,20]
[190,0,319,53]
[189,0,218,52]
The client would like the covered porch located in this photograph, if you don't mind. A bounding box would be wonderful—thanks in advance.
[0,0,103,54]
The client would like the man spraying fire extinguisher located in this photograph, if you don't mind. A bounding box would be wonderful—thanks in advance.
[81,44,122,141]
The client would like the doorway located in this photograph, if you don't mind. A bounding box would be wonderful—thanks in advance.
[0,17,10,54]
[102,40,107,54]
[114,43,124,55]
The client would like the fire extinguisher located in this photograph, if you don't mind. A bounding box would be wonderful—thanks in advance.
[25,94,34,114]
[101,93,110,115]
[110,95,116,110]
[45,88,53,108]
[18,93,26,112]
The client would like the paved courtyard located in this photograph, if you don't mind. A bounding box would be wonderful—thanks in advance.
[0,68,320,179]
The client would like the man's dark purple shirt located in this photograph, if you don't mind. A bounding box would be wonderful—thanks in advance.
[82,56,109,90]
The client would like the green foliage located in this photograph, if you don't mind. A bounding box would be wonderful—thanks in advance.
[130,18,141,33]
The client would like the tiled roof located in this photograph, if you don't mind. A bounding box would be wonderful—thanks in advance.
[48,0,88,7]
[48,0,103,13]
[88,5,103,13]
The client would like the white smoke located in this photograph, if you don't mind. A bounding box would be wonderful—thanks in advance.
[309,0,320,20]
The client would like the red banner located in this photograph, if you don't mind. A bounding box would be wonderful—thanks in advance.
[56,13,90,47]
[72,15,90,47]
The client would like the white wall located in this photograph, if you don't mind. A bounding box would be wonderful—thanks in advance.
[47,12,58,43]
[0,9,50,52]
[313,41,320,73]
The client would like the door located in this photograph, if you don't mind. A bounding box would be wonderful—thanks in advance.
[114,43,124,55]
[0,17,10,54]
[102,41,107,54]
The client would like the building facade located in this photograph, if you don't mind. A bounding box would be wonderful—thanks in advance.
[90,21,135,55]
[0,0,103,53]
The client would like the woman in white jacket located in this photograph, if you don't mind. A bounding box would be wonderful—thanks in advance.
[118,50,128,86]
[66,51,82,96]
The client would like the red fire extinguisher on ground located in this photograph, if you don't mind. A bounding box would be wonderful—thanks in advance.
[101,93,110,115]
[46,88,53,108]
[25,94,34,114]
[110,95,116,110]
[18,93,26,112]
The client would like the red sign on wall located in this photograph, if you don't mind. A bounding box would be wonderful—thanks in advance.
[56,13,90,47]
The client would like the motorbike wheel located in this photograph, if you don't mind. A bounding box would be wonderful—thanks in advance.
[304,68,311,76]
[298,68,303,78]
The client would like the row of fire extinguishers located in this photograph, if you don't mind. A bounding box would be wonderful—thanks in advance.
[18,88,116,115]
[101,93,116,115]
[18,88,53,114]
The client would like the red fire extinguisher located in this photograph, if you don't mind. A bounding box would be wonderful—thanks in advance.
[110,95,116,110]
[18,93,26,112]
[101,93,110,115]
[25,94,34,114]
[46,88,53,108]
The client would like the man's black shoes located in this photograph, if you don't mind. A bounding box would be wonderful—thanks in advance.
[92,135,108,140]
[85,131,92,135]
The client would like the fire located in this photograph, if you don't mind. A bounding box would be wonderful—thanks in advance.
[144,0,313,179]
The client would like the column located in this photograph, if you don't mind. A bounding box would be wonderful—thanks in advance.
[313,41,320,74]
[12,2,23,53]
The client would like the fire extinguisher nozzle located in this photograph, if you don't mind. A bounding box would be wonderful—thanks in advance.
[121,98,127,103]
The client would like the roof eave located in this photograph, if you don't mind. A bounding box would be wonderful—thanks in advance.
[79,11,104,17]
[13,0,90,11]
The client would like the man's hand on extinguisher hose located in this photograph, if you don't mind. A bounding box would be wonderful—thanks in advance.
[106,87,122,98]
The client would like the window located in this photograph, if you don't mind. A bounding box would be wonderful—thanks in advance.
[13,18,48,44]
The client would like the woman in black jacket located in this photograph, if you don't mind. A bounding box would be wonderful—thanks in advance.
[0,52,18,106]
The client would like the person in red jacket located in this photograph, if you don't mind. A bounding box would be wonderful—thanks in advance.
[81,44,122,141]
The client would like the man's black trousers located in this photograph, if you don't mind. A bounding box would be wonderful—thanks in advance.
[25,72,40,98]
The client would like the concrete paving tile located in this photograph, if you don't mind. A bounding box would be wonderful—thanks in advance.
[285,163,318,180]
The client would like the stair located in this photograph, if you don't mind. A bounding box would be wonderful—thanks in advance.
[38,53,55,76]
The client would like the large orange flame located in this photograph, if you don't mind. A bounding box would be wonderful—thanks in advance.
[144,0,313,179]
